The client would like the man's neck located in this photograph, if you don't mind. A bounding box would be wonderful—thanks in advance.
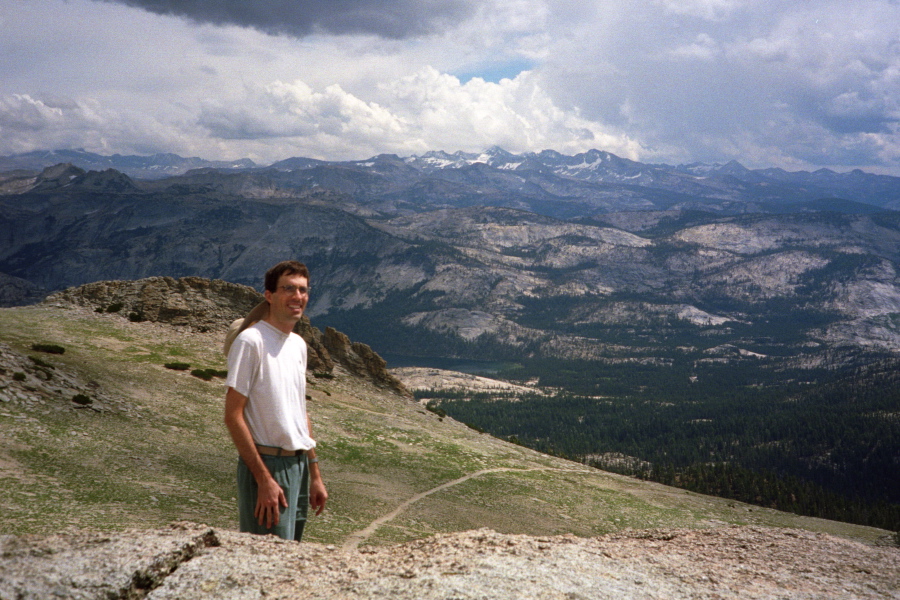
[263,315,299,335]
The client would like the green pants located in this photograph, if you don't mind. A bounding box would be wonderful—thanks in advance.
[237,453,309,541]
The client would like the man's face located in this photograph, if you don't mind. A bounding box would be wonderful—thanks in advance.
[265,272,309,323]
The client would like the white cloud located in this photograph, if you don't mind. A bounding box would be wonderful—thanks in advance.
[669,33,721,60]
[539,0,900,171]
[654,0,743,20]
[0,95,69,132]
[193,68,643,162]
[199,81,400,140]
[0,94,103,152]
[380,67,642,157]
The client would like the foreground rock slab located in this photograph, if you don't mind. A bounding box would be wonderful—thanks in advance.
[1,523,897,599]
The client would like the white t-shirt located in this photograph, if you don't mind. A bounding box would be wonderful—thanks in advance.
[226,320,315,451]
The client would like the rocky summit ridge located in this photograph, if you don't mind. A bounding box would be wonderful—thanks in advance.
[44,276,409,397]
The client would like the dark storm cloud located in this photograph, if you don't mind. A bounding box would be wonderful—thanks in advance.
[103,0,474,38]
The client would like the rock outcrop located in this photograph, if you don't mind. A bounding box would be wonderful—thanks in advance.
[44,277,410,396]
[45,277,260,332]
[296,317,411,396]
[322,327,404,390]
[1,522,897,600]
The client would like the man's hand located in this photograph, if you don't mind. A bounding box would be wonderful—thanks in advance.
[254,474,288,529]
[310,477,328,516]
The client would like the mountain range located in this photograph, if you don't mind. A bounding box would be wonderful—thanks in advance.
[3,146,900,212]
[1,148,899,375]
[0,149,256,180]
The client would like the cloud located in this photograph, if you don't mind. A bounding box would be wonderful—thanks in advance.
[538,0,900,170]
[381,68,642,157]
[669,34,721,61]
[198,80,403,141]
[101,0,476,39]
[654,0,742,20]
[719,2,900,165]
[0,95,105,152]
[0,91,208,158]
[193,68,644,162]
[0,95,71,132]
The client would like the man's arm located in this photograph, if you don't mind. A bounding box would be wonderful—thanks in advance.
[306,415,328,515]
[224,386,287,528]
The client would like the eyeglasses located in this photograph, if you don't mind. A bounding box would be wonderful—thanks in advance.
[278,285,310,296]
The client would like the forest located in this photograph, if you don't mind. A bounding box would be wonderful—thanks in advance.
[423,354,900,533]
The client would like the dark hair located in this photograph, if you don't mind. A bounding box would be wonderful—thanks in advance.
[264,260,310,292]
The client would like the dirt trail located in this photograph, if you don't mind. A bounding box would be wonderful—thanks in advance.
[342,466,589,550]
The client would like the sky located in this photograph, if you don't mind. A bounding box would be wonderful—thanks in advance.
[2,0,899,175]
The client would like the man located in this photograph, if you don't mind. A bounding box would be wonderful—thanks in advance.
[224,260,327,540]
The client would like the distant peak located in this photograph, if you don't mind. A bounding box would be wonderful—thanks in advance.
[484,146,514,157]
[31,163,87,191]
[719,160,750,173]
[536,149,565,160]
[40,162,85,179]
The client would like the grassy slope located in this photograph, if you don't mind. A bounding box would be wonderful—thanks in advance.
[0,305,890,546]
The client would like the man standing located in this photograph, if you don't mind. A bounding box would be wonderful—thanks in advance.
[224,260,327,540]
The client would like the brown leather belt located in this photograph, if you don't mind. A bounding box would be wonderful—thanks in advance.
[256,444,306,457]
